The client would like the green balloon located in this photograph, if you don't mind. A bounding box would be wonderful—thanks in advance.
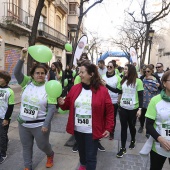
[64,79,68,87]
[58,107,69,114]
[74,75,81,85]
[72,70,76,77]
[45,80,62,98]
[28,45,52,63]
[65,43,72,52]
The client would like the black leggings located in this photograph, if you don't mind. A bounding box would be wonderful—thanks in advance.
[119,107,138,148]
[139,108,147,128]
[150,150,170,170]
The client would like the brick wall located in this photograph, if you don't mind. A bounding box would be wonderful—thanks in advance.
[4,45,22,84]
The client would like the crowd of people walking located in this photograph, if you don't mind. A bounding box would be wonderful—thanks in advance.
[0,47,170,170]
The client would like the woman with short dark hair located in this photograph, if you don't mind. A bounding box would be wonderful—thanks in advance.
[14,48,56,170]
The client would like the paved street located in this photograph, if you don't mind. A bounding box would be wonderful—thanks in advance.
[0,85,169,170]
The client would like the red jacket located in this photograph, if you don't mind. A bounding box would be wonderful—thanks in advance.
[59,83,114,139]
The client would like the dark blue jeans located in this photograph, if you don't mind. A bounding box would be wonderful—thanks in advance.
[74,131,99,170]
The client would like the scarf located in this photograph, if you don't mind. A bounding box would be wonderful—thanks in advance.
[32,79,45,86]
[161,89,170,102]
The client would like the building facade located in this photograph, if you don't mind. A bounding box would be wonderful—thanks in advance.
[0,0,82,84]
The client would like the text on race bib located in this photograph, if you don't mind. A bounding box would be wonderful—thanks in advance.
[21,103,39,119]
[161,124,170,140]
[122,98,133,105]
[75,114,92,127]
[0,90,6,100]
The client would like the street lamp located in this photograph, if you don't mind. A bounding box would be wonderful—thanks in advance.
[70,28,77,46]
[69,28,77,67]
[148,27,155,64]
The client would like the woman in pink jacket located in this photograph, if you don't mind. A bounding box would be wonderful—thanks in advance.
[58,61,114,170]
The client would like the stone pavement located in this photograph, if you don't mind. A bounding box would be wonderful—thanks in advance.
[0,85,169,170]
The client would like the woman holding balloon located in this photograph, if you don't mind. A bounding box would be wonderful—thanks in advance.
[14,48,58,170]
[58,61,114,170]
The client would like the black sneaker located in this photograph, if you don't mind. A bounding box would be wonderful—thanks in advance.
[98,142,105,152]
[145,134,150,139]
[138,127,143,133]
[116,148,126,158]
[129,140,136,149]
[72,143,78,153]
[0,155,7,164]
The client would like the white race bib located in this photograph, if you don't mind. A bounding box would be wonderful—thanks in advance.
[21,103,39,119]
[122,98,133,105]
[161,124,170,140]
[75,114,92,127]
[0,92,6,100]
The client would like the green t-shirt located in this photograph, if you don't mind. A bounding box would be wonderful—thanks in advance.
[145,94,170,157]
[115,68,120,75]
[118,78,144,110]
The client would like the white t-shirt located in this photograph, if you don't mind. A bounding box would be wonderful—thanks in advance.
[157,72,164,79]
[102,74,121,104]
[20,82,48,128]
[118,79,144,110]
[74,88,92,133]
[98,67,107,77]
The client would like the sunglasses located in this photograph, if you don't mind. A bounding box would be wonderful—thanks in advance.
[156,66,162,69]
[107,66,113,69]
[145,70,151,73]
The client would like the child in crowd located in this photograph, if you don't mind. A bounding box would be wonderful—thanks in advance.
[0,70,15,164]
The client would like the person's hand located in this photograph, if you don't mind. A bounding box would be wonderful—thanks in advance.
[102,130,110,138]
[41,127,48,133]
[2,119,9,126]
[156,83,160,87]
[146,76,153,80]
[158,136,170,151]
[136,109,141,118]
[20,48,28,60]
[101,79,106,86]
[58,97,65,105]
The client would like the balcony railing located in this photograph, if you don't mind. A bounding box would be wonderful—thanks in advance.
[38,22,67,45]
[55,0,68,13]
[3,2,34,29]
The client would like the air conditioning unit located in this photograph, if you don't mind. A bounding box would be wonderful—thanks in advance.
[38,30,44,36]
[26,16,33,26]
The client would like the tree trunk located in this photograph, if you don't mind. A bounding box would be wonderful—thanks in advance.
[141,24,150,65]
[27,0,45,75]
